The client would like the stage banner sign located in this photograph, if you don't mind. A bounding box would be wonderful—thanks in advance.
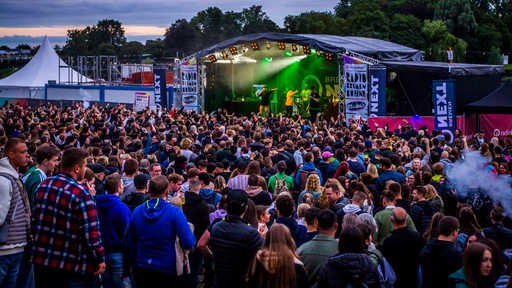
[153,68,168,109]
[480,114,512,139]
[180,64,198,112]
[134,92,150,112]
[432,80,456,141]
[344,63,368,124]
[369,67,386,116]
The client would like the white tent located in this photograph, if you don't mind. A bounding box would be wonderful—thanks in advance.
[0,36,90,88]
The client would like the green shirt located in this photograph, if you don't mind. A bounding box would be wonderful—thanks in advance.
[373,207,417,248]
[297,234,338,287]
[22,165,46,211]
[267,172,294,195]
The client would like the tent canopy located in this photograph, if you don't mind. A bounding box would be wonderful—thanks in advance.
[194,32,423,62]
[466,80,512,113]
[381,60,504,77]
[0,36,90,87]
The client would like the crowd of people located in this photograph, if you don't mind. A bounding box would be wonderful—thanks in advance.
[0,101,511,288]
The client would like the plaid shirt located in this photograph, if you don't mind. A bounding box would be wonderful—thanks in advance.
[32,172,105,275]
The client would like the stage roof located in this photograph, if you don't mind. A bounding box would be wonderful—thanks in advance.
[381,61,504,76]
[194,32,423,62]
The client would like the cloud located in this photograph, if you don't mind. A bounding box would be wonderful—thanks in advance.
[0,0,338,31]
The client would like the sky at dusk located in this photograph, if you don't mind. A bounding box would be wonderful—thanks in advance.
[0,0,339,46]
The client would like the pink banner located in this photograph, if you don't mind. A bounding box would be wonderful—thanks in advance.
[480,114,512,139]
[368,116,466,134]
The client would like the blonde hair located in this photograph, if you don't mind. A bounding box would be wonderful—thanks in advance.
[213,176,226,192]
[297,203,310,219]
[305,174,321,192]
[366,163,379,179]
[180,138,192,150]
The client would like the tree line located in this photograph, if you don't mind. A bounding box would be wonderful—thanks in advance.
[32,0,512,64]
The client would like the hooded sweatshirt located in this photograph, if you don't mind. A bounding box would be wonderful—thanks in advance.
[275,217,309,248]
[95,194,131,252]
[421,239,463,288]
[128,198,195,274]
[199,188,221,207]
[246,186,272,206]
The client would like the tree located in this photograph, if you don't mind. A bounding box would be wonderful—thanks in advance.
[94,43,116,55]
[346,1,391,39]
[389,14,425,48]
[240,5,279,34]
[93,19,127,52]
[163,19,204,58]
[434,0,478,43]
[191,7,242,47]
[144,39,164,59]
[284,11,343,35]
[422,20,468,62]
[120,41,144,60]
[335,0,352,18]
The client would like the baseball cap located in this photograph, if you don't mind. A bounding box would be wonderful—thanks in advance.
[323,146,333,152]
[227,189,248,208]
[87,163,105,174]
[322,151,334,159]
[364,140,373,149]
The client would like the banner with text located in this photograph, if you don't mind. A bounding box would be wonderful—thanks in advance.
[344,63,368,124]
[180,64,198,112]
[134,92,150,112]
[433,80,456,142]
[153,68,168,109]
[368,67,386,116]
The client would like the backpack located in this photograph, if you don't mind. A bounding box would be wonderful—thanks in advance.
[273,175,289,195]
[369,251,397,288]
[299,169,318,192]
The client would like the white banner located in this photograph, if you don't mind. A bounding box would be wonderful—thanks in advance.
[344,64,368,124]
[134,92,150,112]
[180,64,198,112]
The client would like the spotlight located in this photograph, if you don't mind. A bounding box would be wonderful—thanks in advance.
[325,53,333,61]
[221,51,228,59]
[285,51,292,57]
[266,42,271,50]
[303,46,310,54]
[292,44,298,52]
[250,42,259,50]
[311,48,317,55]
[277,42,286,50]
[229,47,238,55]
[263,57,273,63]
[208,54,217,63]
[241,45,248,53]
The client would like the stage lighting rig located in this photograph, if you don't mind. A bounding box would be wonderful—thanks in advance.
[277,42,286,50]
[221,51,228,59]
[266,42,271,50]
[291,44,298,52]
[303,46,311,54]
[208,54,218,63]
[251,42,259,50]
[325,53,334,61]
[229,47,238,55]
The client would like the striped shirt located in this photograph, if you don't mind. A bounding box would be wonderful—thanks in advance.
[22,166,46,210]
[32,172,105,275]
[227,174,249,190]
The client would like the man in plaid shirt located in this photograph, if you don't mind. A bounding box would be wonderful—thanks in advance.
[32,147,106,287]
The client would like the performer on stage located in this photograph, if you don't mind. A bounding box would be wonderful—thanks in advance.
[297,85,311,118]
[309,86,320,122]
[258,85,277,117]
[285,88,298,117]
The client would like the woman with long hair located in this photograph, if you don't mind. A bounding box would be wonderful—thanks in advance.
[423,212,445,242]
[457,206,482,251]
[449,242,494,288]
[247,224,307,288]
[298,174,322,205]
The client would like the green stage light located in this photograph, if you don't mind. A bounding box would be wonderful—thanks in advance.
[285,51,292,57]
[310,48,316,55]
[264,57,273,62]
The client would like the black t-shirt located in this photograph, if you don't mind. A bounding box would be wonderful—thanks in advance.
[310,91,320,109]
[260,89,272,106]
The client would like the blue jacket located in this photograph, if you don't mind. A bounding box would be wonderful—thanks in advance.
[128,198,195,274]
[376,170,405,194]
[199,188,221,207]
[96,194,131,253]
[275,217,310,248]
[295,162,323,186]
